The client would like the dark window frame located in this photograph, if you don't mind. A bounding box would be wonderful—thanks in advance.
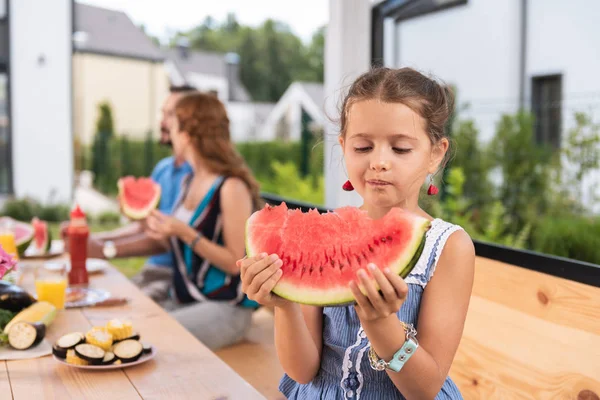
[0,0,11,195]
[531,73,563,149]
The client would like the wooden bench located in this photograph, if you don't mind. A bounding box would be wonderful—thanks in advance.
[216,257,600,399]
[216,306,284,400]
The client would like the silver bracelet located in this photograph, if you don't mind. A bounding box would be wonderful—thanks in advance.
[189,232,203,249]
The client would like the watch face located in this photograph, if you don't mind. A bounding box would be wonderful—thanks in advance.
[103,242,117,259]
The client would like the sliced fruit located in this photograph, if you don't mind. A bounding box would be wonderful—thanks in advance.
[25,217,52,256]
[0,217,34,256]
[245,203,431,306]
[85,327,113,351]
[102,351,116,365]
[0,281,36,313]
[66,349,89,365]
[113,339,143,363]
[113,332,140,343]
[56,332,85,349]
[3,301,57,334]
[142,342,152,354]
[105,319,133,341]
[53,344,68,359]
[7,321,46,350]
[117,176,161,220]
[74,343,105,365]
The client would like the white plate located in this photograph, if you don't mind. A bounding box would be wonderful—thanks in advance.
[44,258,108,274]
[53,346,156,370]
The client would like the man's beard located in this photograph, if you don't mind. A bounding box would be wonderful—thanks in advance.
[159,127,172,147]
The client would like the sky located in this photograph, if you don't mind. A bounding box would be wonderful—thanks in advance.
[79,0,329,44]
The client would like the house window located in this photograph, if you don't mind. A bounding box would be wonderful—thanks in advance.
[531,74,562,148]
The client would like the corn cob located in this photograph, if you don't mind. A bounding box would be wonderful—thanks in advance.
[105,319,133,341]
[85,327,113,351]
[66,349,89,365]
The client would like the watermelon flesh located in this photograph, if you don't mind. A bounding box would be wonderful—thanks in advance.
[26,218,51,256]
[245,203,431,306]
[0,217,34,256]
[117,176,161,220]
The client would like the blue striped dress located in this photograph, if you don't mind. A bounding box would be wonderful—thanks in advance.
[279,218,465,399]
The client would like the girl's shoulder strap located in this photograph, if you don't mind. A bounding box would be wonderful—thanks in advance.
[404,218,464,288]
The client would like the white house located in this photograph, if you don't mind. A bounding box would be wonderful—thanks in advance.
[258,81,325,142]
[0,0,73,205]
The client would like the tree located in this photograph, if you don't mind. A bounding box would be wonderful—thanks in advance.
[162,14,324,102]
[95,102,115,139]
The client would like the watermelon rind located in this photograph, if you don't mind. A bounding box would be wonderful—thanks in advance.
[0,217,34,256]
[118,178,161,221]
[25,218,52,256]
[244,207,431,307]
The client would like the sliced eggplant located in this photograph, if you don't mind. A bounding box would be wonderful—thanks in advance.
[113,339,143,363]
[7,321,45,350]
[113,332,140,343]
[74,343,105,365]
[52,344,68,359]
[102,351,116,365]
[56,332,84,349]
[141,342,152,354]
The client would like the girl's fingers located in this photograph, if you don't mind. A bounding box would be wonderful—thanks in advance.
[247,258,283,295]
[369,264,398,303]
[241,254,279,286]
[359,268,386,310]
[385,268,409,300]
[350,280,373,311]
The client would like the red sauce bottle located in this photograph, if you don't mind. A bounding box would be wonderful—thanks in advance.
[67,205,89,287]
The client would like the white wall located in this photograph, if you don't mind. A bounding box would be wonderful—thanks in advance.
[324,0,371,209]
[10,0,73,204]
[394,0,522,143]
[527,0,600,212]
[186,72,228,103]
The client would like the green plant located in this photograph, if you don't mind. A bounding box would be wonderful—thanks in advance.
[428,167,530,249]
[1,199,70,222]
[259,160,324,205]
[94,211,121,225]
[490,111,557,230]
[531,216,600,265]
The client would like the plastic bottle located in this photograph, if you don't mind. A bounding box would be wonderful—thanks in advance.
[67,205,89,287]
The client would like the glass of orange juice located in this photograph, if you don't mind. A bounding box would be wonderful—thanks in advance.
[34,265,68,309]
[0,223,19,261]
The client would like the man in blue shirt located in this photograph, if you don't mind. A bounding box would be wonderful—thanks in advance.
[84,85,195,300]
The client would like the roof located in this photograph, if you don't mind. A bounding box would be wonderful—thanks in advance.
[164,47,252,102]
[296,82,324,109]
[73,3,163,61]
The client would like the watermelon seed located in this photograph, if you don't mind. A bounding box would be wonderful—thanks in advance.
[381,237,387,242]
[387,236,393,241]
[319,266,323,274]
[330,259,335,267]
[309,266,314,275]
[368,245,374,253]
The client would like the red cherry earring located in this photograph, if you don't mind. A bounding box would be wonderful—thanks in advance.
[342,180,354,191]
[427,175,439,196]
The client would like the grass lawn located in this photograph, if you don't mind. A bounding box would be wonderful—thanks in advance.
[48,223,146,278]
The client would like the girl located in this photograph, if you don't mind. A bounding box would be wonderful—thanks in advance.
[238,67,475,399]
[142,92,262,350]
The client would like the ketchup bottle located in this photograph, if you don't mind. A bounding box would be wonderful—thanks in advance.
[67,205,89,287]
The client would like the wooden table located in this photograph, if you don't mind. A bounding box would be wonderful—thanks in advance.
[2,261,265,400]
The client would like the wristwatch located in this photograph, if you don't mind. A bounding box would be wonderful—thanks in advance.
[368,322,419,373]
[102,240,117,259]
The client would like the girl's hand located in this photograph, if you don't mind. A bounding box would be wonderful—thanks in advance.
[145,210,186,241]
[350,263,409,322]
[238,253,291,308]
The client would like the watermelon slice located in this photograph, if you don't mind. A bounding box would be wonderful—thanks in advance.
[0,217,34,256]
[117,176,161,220]
[245,203,430,306]
[25,217,51,256]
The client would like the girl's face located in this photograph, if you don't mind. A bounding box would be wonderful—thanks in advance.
[340,99,448,210]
